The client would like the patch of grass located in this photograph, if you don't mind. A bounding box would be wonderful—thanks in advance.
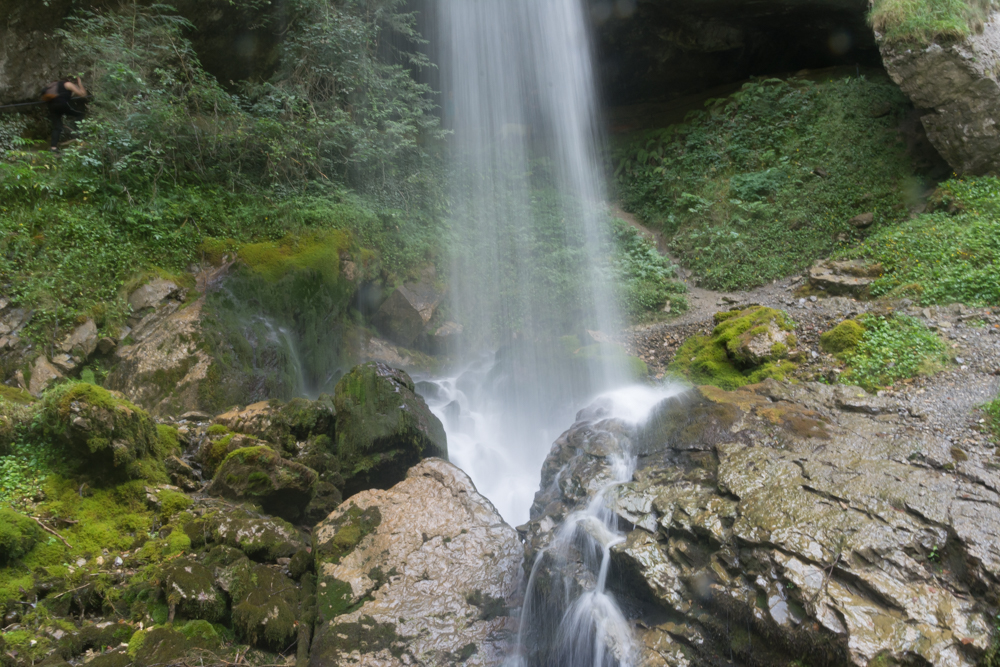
[839,176,1000,306]
[614,75,916,291]
[869,0,999,45]
[841,314,947,390]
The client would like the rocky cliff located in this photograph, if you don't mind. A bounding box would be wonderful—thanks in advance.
[522,381,998,666]
[879,12,1000,175]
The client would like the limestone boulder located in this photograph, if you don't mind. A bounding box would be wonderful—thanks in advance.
[27,356,63,397]
[523,381,999,667]
[371,280,442,348]
[880,13,1000,175]
[334,362,447,496]
[193,502,306,562]
[128,278,180,312]
[106,296,211,417]
[310,459,521,667]
[807,258,880,296]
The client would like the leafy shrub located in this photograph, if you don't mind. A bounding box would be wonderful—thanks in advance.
[840,176,1000,306]
[841,315,946,390]
[613,75,915,290]
[982,397,1000,443]
[610,220,687,320]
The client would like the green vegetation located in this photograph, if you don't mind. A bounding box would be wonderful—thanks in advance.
[839,176,1000,305]
[0,0,444,345]
[869,0,999,45]
[668,307,799,390]
[840,314,947,390]
[614,75,916,291]
[982,396,1000,442]
[610,220,688,320]
[820,319,866,358]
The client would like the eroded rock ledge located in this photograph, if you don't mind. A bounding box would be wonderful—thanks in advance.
[524,380,998,666]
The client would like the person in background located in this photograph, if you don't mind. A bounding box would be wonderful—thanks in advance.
[41,77,87,151]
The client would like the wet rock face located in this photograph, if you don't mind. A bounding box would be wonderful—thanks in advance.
[310,459,521,667]
[334,362,448,497]
[525,380,999,666]
[880,13,1000,175]
[207,445,318,523]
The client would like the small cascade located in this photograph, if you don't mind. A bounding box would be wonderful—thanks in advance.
[503,385,685,667]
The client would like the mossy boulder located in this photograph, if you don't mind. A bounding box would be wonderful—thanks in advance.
[39,383,165,480]
[198,505,304,562]
[214,396,336,451]
[334,363,447,496]
[221,558,299,650]
[0,387,34,454]
[127,623,220,667]
[162,559,227,622]
[0,507,41,563]
[668,307,799,390]
[197,430,264,478]
[820,319,866,358]
[206,445,318,523]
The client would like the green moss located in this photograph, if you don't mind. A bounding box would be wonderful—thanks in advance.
[39,383,160,481]
[237,230,350,284]
[820,320,866,357]
[208,446,317,522]
[177,620,219,643]
[0,386,35,405]
[156,425,181,454]
[869,0,998,45]
[317,576,358,622]
[0,507,41,563]
[206,424,230,437]
[165,528,191,556]
[668,307,800,390]
[158,490,193,519]
[465,590,508,622]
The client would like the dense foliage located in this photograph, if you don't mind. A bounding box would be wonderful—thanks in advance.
[869,0,999,45]
[0,0,445,344]
[613,75,916,291]
[840,176,1000,305]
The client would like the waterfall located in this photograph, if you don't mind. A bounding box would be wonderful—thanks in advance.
[432,0,627,524]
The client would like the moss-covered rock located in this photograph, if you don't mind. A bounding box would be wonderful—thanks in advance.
[668,307,799,390]
[199,505,304,562]
[39,383,166,481]
[820,319,866,358]
[221,558,299,650]
[334,363,447,496]
[196,430,264,478]
[206,445,318,523]
[214,396,336,451]
[162,559,227,623]
[0,507,41,563]
[127,624,220,667]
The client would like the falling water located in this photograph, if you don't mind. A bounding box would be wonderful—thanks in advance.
[433,0,626,523]
[429,0,655,662]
